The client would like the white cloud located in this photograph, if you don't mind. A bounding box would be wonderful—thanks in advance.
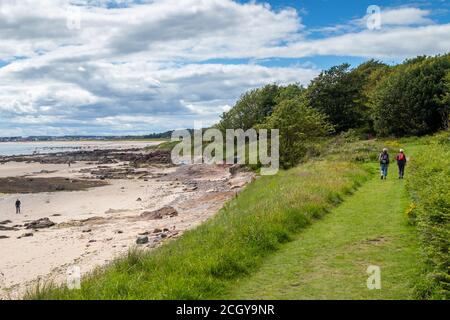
[0,1,449,136]
[272,23,450,59]
[368,7,434,27]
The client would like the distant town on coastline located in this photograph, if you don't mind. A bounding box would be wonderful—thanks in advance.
[0,131,174,142]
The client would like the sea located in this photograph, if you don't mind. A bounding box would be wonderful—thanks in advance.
[0,141,158,156]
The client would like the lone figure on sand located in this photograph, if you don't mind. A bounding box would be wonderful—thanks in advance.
[379,148,390,180]
[15,199,21,214]
[396,149,407,179]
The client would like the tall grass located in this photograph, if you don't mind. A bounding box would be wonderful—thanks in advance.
[406,132,450,299]
[27,160,370,300]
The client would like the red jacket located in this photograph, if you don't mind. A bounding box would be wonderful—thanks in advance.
[396,153,407,163]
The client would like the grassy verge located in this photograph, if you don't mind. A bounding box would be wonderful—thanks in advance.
[226,162,421,299]
[27,160,370,299]
[406,132,450,299]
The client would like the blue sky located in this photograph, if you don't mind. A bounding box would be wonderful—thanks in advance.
[239,0,450,69]
[0,0,449,136]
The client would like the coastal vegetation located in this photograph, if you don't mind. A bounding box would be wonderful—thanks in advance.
[27,54,449,300]
[406,133,450,299]
[28,152,371,299]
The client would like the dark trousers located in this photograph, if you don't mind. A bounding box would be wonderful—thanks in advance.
[398,162,406,178]
[16,206,20,214]
[380,163,388,177]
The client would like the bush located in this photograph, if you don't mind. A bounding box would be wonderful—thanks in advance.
[405,202,417,226]
[261,99,334,169]
[407,132,450,299]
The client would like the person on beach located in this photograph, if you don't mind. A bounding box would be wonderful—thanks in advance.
[15,199,21,214]
[396,149,407,179]
[379,148,390,180]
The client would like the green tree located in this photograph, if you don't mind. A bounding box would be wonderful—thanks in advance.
[371,54,450,136]
[306,63,366,133]
[217,84,280,131]
[274,83,306,104]
[350,60,389,133]
[261,99,334,169]
[442,72,450,129]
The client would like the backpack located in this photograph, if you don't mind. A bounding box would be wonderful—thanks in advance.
[398,153,405,161]
[380,153,389,164]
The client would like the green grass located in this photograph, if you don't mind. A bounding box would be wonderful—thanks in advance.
[406,132,450,299]
[26,160,369,300]
[26,135,445,300]
[226,163,421,299]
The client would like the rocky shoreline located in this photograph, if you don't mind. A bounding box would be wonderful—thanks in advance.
[0,147,172,166]
[0,144,255,299]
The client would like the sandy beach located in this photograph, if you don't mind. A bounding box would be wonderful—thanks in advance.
[0,146,253,299]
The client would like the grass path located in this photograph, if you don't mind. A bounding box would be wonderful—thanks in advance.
[227,162,422,300]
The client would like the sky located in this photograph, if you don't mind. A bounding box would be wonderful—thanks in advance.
[0,0,449,136]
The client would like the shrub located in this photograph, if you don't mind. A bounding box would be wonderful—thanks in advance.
[407,132,450,299]
[261,99,334,169]
[405,202,417,226]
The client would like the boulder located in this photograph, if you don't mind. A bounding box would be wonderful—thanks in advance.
[25,217,55,229]
[19,232,33,238]
[0,225,18,231]
[136,235,149,244]
[141,206,179,220]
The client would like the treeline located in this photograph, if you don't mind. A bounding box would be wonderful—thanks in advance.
[143,131,173,139]
[217,54,450,168]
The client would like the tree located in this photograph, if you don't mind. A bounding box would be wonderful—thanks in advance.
[350,60,389,133]
[442,72,450,130]
[261,98,334,169]
[274,83,306,104]
[217,84,280,131]
[371,54,450,136]
[306,64,366,133]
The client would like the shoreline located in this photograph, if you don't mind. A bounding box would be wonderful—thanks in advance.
[0,145,254,299]
[0,140,163,157]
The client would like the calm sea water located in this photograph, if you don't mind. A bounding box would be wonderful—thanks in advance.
[0,141,157,156]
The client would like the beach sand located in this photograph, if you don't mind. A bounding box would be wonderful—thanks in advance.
[0,159,253,299]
